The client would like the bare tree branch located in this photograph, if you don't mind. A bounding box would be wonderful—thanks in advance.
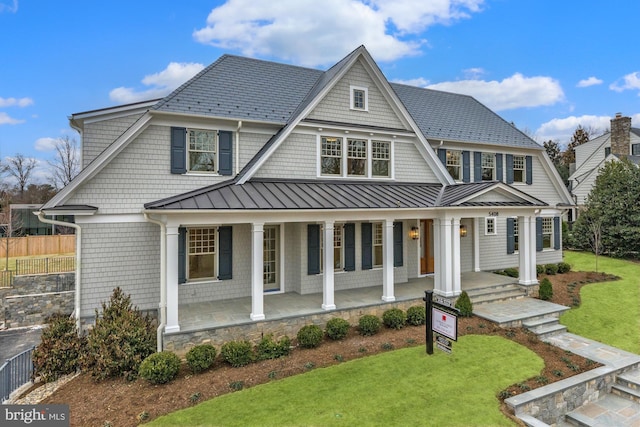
[4,154,37,200]
[47,136,79,189]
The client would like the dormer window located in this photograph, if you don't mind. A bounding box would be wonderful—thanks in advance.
[350,85,368,111]
[319,136,392,178]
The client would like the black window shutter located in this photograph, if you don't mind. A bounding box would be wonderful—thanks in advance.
[462,151,470,183]
[218,131,233,176]
[361,223,372,270]
[171,127,187,174]
[473,151,482,182]
[553,217,561,250]
[218,226,233,280]
[506,218,515,255]
[506,154,514,184]
[307,224,321,275]
[178,227,186,284]
[344,223,355,271]
[496,153,503,182]
[393,222,403,267]
[437,148,446,165]
[526,156,533,185]
[536,218,543,252]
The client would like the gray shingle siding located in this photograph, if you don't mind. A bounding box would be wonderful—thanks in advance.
[253,132,317,180]
[82,113,144,167]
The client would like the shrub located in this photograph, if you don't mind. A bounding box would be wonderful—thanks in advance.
[358,314,381,336]
[186,344,217,374]
[256,334,291,360]
[221,340,254,367]
[81,287,156,381]
[557,262,571,274]
[32,313,86,383]
[539,278,553,301]
[406,305,426,326]
[455,291,473,317]
[545,264,558,275]
[325,318,350,340]
[503,268,519,278]
[536,264,545,275]
[297,325,323,348]
[139,351,181,384]
[382,308,406,330]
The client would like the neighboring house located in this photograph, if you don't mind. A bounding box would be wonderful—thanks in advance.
[569,113,640,206]
[39,46,573,346]
[1,204,74,237]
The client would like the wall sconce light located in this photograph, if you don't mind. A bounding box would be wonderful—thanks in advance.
[460,224,467,237]
[409,227,419,240]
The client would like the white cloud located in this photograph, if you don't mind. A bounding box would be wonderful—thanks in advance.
[0,97,33,107]
[462,67,485,79]
[392,77,430,87]
[576,77,602,88]
[34,137,58,151]
[0,112,24,125]
[426,73,564,111]
[0,0,18,13]
[193,0,484,67]
[610,72,640,94]
[109,62,205,104]
[535,115,615,143]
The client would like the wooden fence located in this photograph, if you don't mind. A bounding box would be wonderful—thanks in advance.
[0,235,76,258]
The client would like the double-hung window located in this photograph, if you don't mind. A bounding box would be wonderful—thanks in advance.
[542,218,553,249]
[320,136,392,178]
[481,153,495,181]
[513,219,519,252]
[513,155,526,183]
[188,130,217,172]
[485,217,497,235]
[320,224,344,271]
[321,137,342,175]
[373,223,383,267]
[446,150,462,180]
[188,228,216,280]
[372,141,390,177]
[347,139,367,176]
[350,85,368,111]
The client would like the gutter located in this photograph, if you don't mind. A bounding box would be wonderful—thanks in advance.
[36,212,82,330]
[144,213,167,353]
[236,120,242,177]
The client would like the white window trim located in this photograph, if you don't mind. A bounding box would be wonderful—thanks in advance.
[350,85,368,111]
[186,226,219,282]
[320,223,345,272]
[481,152,495,181]
[541,217,554,250]
[446,149,462,181]
[485,217,497,236]
[317,134,393,180]
[512,155,526,184]
[187,128,219,174]
[513,217,519,253]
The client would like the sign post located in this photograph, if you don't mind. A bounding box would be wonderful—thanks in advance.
[425,290,459,355]
[423,290,433,355]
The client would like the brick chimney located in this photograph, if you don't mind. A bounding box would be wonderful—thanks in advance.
[610,112,631,157]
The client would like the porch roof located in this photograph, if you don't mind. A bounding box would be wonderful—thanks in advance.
[144,178,547,211]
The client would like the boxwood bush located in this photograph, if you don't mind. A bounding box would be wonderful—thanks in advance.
[186,344,217,374]
[545,264,559,275]
[539,278,553,301]
[297,325,323,348]
[503,267,519,278]
[536,264,545,275]
[382,308,406,330]
[139,351,181,384]
[256,334,291,360]
[325,318,350,340]
[358,314,381,336]
[557,262,571,274]
[221,340,254,367]
[406,305,426,326]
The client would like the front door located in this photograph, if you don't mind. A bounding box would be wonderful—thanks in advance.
[420,219,434,274]
[263,225,280,292]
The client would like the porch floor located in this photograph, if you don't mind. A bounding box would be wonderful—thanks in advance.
[177,272,517,333]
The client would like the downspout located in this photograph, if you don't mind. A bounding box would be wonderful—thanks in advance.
[36,212,82,330]
[236,120,242,176]
[144,213,166,353]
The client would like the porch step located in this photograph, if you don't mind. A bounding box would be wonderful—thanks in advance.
[523,317,567,339]
[466,283,527,305]
[563,393,640,427]
[611,368,640,403]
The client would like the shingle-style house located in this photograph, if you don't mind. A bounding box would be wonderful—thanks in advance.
[40,46,573,350]
[569,113,640,206]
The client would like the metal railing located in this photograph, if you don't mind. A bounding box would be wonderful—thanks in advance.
[15,256,75,276]
[1,270,15,287]
[0,346,35,403]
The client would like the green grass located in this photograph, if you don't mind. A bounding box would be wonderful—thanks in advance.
[561,251,640,354]
[148,335,543,427]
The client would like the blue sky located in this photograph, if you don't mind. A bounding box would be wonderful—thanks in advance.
[1,0,639,184]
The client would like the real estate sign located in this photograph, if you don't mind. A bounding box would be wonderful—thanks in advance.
[432,306,458,341]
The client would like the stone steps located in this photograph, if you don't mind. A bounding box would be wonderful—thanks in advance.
[522,316,567,339]
[466,283,527,305]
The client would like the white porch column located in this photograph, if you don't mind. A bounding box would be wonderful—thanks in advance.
[322,221,336,310]
[250,223,266,320]
[452,217,462,296]
[382,219,395,302]
[435,217,455,297]
[473,217,481,272]
[165,226,180,333]
[518,216,538,285]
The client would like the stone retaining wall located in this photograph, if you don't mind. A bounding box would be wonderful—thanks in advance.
[1,273,75,328]
[163,299,422,355]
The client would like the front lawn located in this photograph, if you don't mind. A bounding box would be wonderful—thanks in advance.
[148,335,543,427]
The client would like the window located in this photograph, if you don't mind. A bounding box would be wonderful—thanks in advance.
[350,85,368,111]
[188,228,216,280]
[321,137,342,175]
[347,139,367,176]
[446,150,462,180]
[485,218,496,235]
[513,219,519,252]
[605,147,612,157]
[373,223,383,267]
[513,155,525,183]
[188,129,217,172]
[320,224,344,271]
[481,153,495,181]
[372,141,390,177]
[632,144,640,156]
[263,226,278,286]
[542,218,553,249]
